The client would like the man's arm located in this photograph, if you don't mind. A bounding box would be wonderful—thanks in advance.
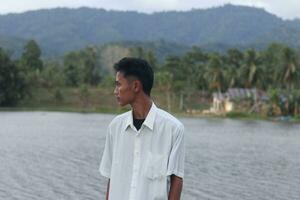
[168,175,183,200]
[106,179,110,200]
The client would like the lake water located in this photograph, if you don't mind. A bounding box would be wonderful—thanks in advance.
[0,112,300,200]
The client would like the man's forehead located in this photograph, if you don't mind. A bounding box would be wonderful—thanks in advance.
[115,72,126,82]
[116,72,137,82]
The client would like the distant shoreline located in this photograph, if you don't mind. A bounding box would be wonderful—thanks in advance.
[1,107,299,123]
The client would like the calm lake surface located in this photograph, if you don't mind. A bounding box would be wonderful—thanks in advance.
[0,112,300,200]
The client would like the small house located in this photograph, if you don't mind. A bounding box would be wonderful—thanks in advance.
[211,88,269,113]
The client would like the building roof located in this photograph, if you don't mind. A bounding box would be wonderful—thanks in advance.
[213,88,269,101]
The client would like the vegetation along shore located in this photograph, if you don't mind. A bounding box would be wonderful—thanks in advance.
[1,40,300,122]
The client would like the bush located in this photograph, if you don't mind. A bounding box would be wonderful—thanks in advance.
[53,88,64,103]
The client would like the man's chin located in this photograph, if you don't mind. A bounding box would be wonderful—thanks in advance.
[117,101,127,107]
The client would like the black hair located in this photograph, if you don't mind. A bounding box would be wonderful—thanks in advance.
[114,57,154,96]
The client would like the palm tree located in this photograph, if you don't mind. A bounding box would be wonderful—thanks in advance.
[280,47,298,91]
[239,49,264,88]
[182,47,208,90]
[204,54,225,92]
[224,48,244,88]
[261,43,285,89]
[161,56,186,110]
[162,55,185,90]
[155,72,173,111]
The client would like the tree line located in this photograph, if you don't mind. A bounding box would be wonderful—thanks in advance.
[159,44,299,92]
[156,44,300,114]
[1,40,299,115]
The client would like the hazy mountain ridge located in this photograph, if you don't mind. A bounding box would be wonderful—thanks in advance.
[0,35,27,57]
[0,4,299,57]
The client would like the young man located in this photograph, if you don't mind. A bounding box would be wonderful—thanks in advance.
[99,57,185,200]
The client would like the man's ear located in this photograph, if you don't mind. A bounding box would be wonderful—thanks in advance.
[132,80,141,93]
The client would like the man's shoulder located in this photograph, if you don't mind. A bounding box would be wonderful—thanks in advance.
[109,110,131,127]
[155,107,184,130]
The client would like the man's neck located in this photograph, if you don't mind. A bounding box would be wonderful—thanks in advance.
[131,95,152,119]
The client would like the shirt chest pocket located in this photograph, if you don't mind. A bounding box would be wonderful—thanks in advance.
[144,151,168,180]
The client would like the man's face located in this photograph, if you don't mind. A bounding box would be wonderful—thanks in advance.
[114,72,135,106]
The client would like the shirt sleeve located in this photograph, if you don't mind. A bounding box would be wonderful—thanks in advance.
[166,124,185,178]
[99,126,113,178]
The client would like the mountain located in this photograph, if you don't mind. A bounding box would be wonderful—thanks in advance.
[0,4,299,57]
[0,35,27,57]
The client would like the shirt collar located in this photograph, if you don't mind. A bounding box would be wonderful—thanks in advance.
[124,102,157,131]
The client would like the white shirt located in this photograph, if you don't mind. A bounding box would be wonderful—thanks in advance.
[99,103,185,200]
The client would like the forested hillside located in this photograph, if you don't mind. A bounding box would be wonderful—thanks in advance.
[1,4,300,57]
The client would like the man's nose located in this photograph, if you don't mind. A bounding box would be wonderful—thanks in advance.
[114,87,118,95]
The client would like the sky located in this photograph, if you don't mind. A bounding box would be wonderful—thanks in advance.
[0,0,299,20]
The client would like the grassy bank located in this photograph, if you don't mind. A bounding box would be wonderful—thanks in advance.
[1,86,300,122]
[8,86,209,113]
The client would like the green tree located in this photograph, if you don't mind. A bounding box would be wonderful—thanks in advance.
[155,71,173,111]
[81,47,102,85]
[21,40,43,71]
[130,47,158,71]
[40,60,64,88]
[280,47,299,91]
[239,49,264,88]
[204,54,225,92]
[224,48,244,88]
[261,43,285,89]
[182,47,208,91]
[130,46,146,59]
[18,40,44,91]
[162,56,185,91]
[63,51,81,86]
[0,48,27,106]
[161,56,187,110]
[146,50,158,71]
[63,47,102,86]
